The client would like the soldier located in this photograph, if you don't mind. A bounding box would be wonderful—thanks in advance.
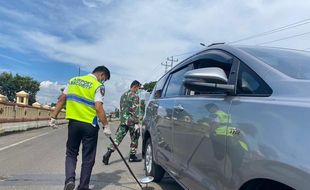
[102,80,142,165]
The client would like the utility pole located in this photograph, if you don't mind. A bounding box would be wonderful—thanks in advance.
[78,66,81,76]
[161,56,178,73]
[167,56,178,71]
[161,61,170,73]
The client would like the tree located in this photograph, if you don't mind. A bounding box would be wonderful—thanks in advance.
[0,72,14,100]
[114,108,120,118]
[143,81,156,92]
[0,72,40,105]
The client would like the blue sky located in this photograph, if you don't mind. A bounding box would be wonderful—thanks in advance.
[1,0,310,111]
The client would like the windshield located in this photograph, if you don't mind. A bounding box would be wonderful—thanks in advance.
[239,47,310,80]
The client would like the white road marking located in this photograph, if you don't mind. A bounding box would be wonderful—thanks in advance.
[0,131,52,152]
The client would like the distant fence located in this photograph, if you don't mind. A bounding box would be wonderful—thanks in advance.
[0,102,65,123]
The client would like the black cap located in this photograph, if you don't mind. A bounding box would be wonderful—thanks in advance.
[130,80,141,88]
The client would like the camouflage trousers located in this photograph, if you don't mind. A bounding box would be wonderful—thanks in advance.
[108,124,140,155]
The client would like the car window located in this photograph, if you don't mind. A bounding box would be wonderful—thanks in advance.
[240,47,310,80]
[187,51,233,95]
[152,75,168,99]
[165,65,192,97]
[194,50,233,76]
[237,62,272,96]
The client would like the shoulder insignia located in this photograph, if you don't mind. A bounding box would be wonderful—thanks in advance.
[100,86,105,96]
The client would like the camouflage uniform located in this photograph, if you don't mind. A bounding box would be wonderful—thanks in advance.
[108,90,140,155]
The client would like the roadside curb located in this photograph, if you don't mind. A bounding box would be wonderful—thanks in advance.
[0,119,68,135]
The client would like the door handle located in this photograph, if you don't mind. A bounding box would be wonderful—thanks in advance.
[174,104,184,111]
[229,127,240,135]
[153,103,159,108]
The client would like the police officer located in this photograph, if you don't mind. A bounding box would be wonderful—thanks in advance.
[102,80,142,165]
[49,66,112,190]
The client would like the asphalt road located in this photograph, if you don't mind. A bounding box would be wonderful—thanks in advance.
[0,121,184,190]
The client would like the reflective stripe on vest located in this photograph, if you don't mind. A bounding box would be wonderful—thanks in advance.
[65,75,102,125]
[66,94,95,107]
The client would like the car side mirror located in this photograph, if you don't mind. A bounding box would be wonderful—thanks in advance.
[183,67,235,93]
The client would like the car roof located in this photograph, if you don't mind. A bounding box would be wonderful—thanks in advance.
[157,43,310,83]
[163,44,295,79]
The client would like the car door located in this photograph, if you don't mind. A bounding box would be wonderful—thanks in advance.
[144,74,168,162]
[155,97,175,166]
[172,50,238,190]
[224,62,273,190]
[146,74,174,167]
[156,64,193,174]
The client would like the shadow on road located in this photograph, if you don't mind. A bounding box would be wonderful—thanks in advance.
[107,153,143,165]
[0,172,183,190]
[92,169,123,189]
[155,174,184,190]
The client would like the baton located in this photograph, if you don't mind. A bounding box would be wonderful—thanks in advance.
[108,136,143,189]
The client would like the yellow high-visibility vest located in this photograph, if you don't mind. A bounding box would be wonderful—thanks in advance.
[66,75,102,125]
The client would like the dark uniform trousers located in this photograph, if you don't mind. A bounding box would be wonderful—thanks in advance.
[65,120,99,190]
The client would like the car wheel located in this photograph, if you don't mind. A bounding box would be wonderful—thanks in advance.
[144,138,165,182]
[243,180,293,190]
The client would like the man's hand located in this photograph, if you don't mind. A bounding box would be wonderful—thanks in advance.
[134,124,141,137]
[49,118,57,129]
[103,124,111,137]
[134,124,141,132]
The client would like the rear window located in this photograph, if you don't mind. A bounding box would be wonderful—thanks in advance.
[240,47,310,80]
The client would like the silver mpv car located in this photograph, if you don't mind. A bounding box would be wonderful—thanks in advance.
[142,44,310,190]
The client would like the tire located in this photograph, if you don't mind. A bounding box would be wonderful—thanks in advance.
[243,180,294,190]
[144,138,165,182]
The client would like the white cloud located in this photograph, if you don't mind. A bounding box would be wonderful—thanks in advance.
[3,0,310,108]
[0,68,9,73]
[0,6,35,21]
[82,0,113,8]
[104,78,151,112]
[36,81,66,105]
[103,77,131,111]
[18,0,310,78]
[0,34,28,53]
[0,52,29,65]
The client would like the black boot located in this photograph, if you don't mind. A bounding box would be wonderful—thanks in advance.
[129,154,142,162]
[102,149,113,165]
[64,181,75,190]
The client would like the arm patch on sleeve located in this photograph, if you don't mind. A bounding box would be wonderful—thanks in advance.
[100,86,105,96]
